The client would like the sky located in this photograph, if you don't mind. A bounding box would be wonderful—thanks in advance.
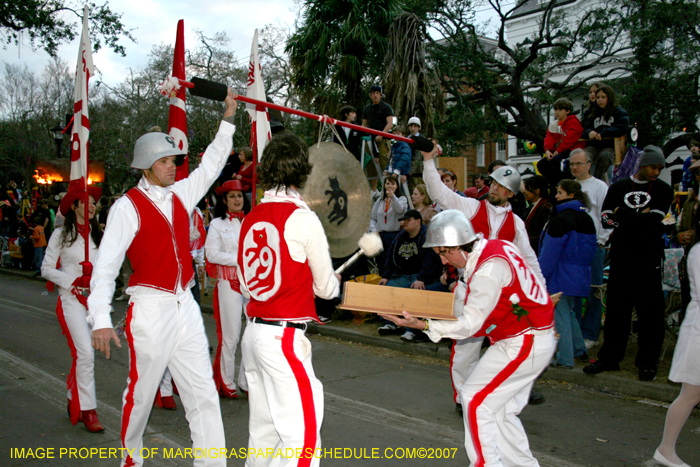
[1,0,301,88]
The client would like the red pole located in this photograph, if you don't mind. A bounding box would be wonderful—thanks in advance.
[177,79,411,143]
[233,95,414,144]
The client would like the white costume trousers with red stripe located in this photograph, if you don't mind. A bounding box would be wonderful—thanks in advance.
[121,291,225,467]
[450,337,484,404]
[242,321,323,467]
[461,332,555,467]
[57,294,96,412]
[214,281,248,393]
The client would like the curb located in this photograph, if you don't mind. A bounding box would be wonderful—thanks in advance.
[1,267,682,403]
[305,323,682,404]
[0,267,45,283]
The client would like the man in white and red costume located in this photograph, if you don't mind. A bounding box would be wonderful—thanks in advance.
[88,90,238,467]
[237,132,340,467]
[421,145,547,411]
[383,210,555,467]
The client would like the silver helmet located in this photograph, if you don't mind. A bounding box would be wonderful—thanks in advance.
[423,210,478,248]
[131,132,186,170]
[490,165,521,195]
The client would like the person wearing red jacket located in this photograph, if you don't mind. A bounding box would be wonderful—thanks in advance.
[537,98,585,185]
[382,210,555,467]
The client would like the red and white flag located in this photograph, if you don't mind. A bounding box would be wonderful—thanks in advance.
[69,5,94,191]
[169,19,189,181]
[246,29,271,162]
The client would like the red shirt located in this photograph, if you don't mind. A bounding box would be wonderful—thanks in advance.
[543,114,585,154]
[237,162,255,192]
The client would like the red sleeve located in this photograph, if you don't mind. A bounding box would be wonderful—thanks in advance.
[238,163,255,191]
[543,129,559,151]
[557,116,584,153]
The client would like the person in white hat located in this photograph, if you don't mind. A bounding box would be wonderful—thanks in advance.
[87,90,238,467]
[42,185,104,432]
[407,116,421,137]
[381,209,555,467]
[206,179,250,399]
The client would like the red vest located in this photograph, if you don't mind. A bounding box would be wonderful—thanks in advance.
[125,188,194,293]
[470,200,516,241]
[238,202,316,321]
[467,240,553,342]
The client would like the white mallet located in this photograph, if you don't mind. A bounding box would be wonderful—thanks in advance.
[335,232,384,274]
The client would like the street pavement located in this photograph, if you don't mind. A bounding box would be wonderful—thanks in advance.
[1,272,699,467]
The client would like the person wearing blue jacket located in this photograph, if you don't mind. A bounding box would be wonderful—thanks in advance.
[378,209,442,342]
[539,179,597,368]
[385,126,413,197]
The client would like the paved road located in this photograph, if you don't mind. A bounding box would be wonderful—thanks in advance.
[1,274,698,466]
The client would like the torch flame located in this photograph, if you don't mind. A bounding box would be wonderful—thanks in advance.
[88,178,93,185]
[33,170,63,185]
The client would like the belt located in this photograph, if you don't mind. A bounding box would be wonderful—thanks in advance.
[252,317,307,331]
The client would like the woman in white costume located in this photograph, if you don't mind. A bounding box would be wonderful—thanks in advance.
[206,179,249,398]
[42,186,104,432]
[653,217,700,467]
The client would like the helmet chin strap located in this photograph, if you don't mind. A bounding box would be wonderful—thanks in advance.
[460,250,469,265]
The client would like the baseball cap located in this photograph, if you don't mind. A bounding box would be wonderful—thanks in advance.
[399,209,422,222]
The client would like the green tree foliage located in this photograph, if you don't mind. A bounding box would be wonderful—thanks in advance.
[426,0,632,152]
[617,0,700,147]
[286,0,402,116]
[0,27,300,194]
[384,11,445,138]
[0,0,136,57]
[88,31,251,194]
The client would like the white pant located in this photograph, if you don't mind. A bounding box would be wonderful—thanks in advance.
[57,294,96,412]
[242,321,323,467]
[213,281,248,393]
[159,368,173,397]
[461,332,556,467]
[121,291,225,467]
[451,337,484,404]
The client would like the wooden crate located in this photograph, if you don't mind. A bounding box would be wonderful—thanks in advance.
[339,282,457,320]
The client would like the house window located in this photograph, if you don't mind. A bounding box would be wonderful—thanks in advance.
[477,144,485,167]
[497,139,507,159]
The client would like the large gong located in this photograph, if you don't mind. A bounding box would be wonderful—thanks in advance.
[300,142,371,258]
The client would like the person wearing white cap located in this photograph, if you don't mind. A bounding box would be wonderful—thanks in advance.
[381,209,555,467]
[585,145,673,381]
[87,90,238,467]
[407,116,421,137]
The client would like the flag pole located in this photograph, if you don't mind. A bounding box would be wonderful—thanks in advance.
[81,6,91,275]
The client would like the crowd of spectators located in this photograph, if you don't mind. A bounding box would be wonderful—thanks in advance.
[1,83,697,390]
